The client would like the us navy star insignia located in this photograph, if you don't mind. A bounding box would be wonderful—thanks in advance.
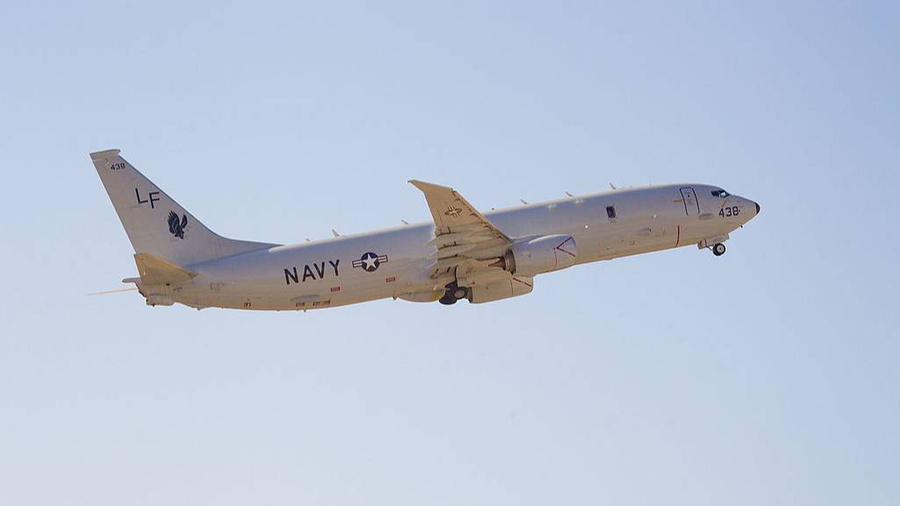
[352,252,389,272]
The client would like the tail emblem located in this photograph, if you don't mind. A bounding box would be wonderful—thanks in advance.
[167,211,188,239]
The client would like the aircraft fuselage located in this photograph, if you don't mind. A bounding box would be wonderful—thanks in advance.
[173,183,759,310]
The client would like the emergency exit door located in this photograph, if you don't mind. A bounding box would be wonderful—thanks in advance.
[680,187,700,215]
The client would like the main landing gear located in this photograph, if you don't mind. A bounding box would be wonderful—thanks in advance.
[712,243,726,256]
[439,282,469,305]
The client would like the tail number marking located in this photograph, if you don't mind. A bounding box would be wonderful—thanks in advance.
[719,206,740,218]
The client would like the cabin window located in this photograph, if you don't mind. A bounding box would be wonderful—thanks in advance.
[606,205,616,219]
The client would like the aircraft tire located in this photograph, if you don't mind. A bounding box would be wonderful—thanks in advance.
[439,294,458,305]
[713,243,726,256]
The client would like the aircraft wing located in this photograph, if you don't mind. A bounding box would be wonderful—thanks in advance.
[409,180,513,285]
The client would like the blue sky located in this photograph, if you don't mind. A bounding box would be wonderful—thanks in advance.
[1,1,898,504]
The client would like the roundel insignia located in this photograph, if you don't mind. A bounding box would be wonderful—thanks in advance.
[352,252,389,272]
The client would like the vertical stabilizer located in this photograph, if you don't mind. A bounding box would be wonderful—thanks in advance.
[91,149,277,267]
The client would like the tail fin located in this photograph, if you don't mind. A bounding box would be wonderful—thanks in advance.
[91,149,277,267]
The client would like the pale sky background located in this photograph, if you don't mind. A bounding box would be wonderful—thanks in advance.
[1,1,898,505]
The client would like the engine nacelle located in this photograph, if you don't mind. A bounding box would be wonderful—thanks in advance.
[504,235,577,277]
[468,276,534,304]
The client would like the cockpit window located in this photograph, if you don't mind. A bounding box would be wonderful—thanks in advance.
[711,190,730,198]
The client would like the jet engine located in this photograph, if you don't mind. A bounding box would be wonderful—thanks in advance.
[501,235,577,277]
[468,276,534,304]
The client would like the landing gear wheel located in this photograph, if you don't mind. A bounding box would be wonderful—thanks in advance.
[440,282,469,305]
[712,243,726,256]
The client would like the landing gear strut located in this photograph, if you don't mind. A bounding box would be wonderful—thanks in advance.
[439,282,469,305]
[712,243,726,256]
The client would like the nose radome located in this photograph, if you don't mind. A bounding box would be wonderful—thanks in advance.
[755,202,761,214]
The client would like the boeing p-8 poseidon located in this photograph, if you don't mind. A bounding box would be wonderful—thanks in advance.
[91,150,760,310]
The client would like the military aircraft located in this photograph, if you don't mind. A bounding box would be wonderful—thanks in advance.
[91,149,760,310]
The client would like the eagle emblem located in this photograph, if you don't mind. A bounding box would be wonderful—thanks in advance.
[167,211,188,239]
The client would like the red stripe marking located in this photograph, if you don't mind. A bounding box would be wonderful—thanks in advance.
[675,225,681,247]
[555,239,577,258]
[512,277,533,288]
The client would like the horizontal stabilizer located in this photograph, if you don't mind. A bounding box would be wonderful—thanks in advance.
[133,253,197,285]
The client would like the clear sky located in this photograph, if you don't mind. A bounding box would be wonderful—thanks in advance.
[1,1,898,504]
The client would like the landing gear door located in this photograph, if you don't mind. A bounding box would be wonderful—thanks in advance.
[680,187,700,216]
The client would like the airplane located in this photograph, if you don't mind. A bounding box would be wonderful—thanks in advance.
[90,149,761,310]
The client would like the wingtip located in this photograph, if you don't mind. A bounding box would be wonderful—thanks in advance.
[409,179,453,192]
[409,179,429,191]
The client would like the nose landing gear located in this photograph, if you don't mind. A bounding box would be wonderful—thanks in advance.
[699,236,729,257]
[439,282,470,305]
